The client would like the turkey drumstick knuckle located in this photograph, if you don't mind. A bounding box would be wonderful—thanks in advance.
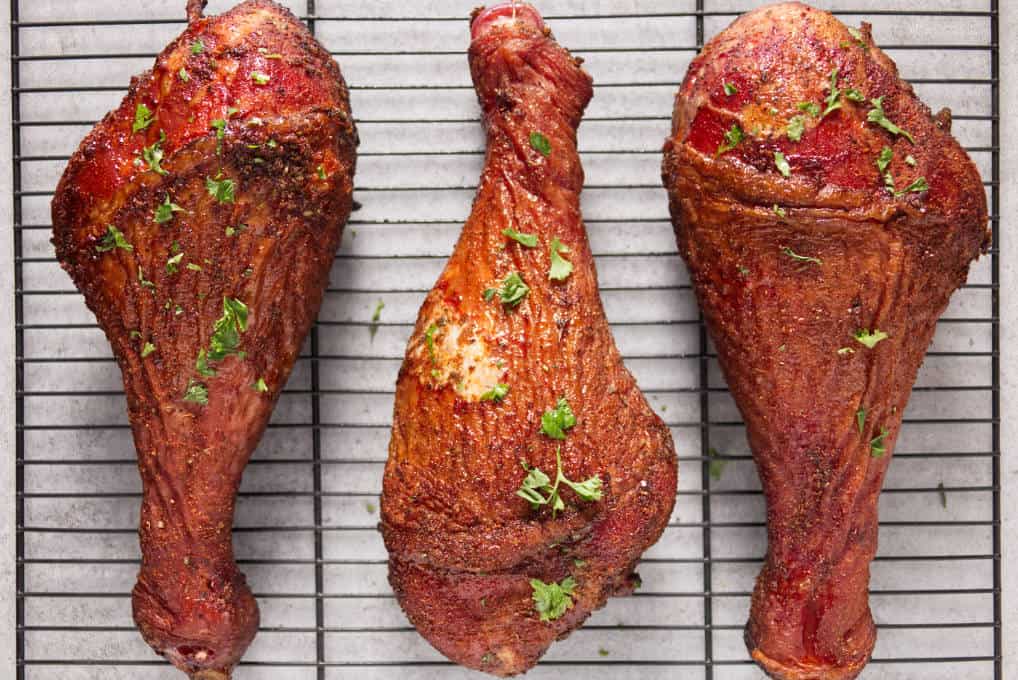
[51,1,357,677]
[381,3,678,676]
[663,4,988,679]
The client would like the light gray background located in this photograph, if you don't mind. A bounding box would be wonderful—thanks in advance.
[2,0,1014,678]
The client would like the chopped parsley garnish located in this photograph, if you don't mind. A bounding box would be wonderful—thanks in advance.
[132,103,154,133]
[847,26,867,47]
[502,227,537,248]
[369,299,384,340]
[191,39,205,55]
[773,204,787,218]
[905,154,917,166]
[253,377,269,393]
[837,347,855,356]
[251,71,271,85]
[894,176,928,196]
[781,246,821,265]
[869,427,890,457]
[599,648,610,657]
[424,323,439,362]
[205,175,236,203]
[845,88,866,102]
[856,407,867,434]
[854,328,888,348]
[178,68,190,82]
[723,82,738,96]
[96,225,133,253]
[183,380,209,405]
[822,68,843,118]
[530,576,577,622]
[529,131,552,157]
[138,267,155,291]
[482,288,496,302]
[541,398,576,440]
[708,447,727,481]
[774,151,791,177]
[195,349,216,377]
[154,194,184,224]
[480,383,510,402]
[876,146,893,173]
[165,252,184,273]
[211,118,227,140]
[787,115,806,142]
[517,447,602,517]
[258,47,283,59]
[141,342,156,358]
[549,238,573,281]
[317,165,327,180]
[496,272,530,308]
[186,263,202,272]
[716,123,743,156]
[797,101,821,117]
[226,224,245,237]
[208,297,249,361]
[867,96,915,143]
[141,131,168,176]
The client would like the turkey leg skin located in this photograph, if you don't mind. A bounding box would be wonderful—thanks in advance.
[51,1,357,677]
[381,3,678,676]
[662,3,988,679]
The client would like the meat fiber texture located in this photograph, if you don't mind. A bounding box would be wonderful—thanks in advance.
[50,1,357,677]
[662,3,988,679]
[381,3,678,676]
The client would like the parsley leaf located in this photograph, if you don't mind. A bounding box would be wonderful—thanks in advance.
[774,151,791,177]
[847,26,867,48]
[369,300,384,340]
[876,146,893,173]
[178,67,190,82]
[186,263,202,272]
[154,194,184,224]
[854,328,888,349]
[716,123,743,156]
[856,407,867,435]
[482,288,496,302]
[867,96,915,143]
[480,383,510,402]
[207,297,249,362]
[894,176,928,196]
[845,88,866,102]
[191,39,205,55]
[205,175,236,203]
[773,204,787,218]
[708,447,728,481]
[549,238,573,281]
[530,576,577,622]
[517,447,602,517]
[183,380,209,405]
[96,225,133,253]
[317,165,327,180]
[251,71,271,85]
[822,68,843,118]
[497,272,530,308]
[797,101,821,117]
[781,246,821,265]
[132,103,154,133]
[870,427,890,458]
[138,267,155,291]
[723,82,738,96]
[141,131,168,175]
[905,154,917,167]
[165,252,184,274]
[787,115,806,142]
[141,342,156,358]
[541,398,576,440]
[253,377,268,393]
[195,349,216,377]
[424,323,439,363]
[211,118,227,140]
[529,131,552,157]
[502,227,537,248]
[837,347,855,356]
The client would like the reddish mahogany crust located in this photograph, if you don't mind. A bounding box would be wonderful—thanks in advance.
[663,4,987,680]
[382,5,678,677]
[51,1,357,677]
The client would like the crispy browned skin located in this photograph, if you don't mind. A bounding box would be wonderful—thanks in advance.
[381,4,678,676]
[51,1,357,677]
[662,3,988,679]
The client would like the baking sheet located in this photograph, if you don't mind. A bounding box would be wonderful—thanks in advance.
[6,1,1008,678]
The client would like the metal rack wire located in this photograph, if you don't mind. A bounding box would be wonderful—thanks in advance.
[10,1,1001,678]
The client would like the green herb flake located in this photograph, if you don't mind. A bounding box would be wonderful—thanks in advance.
[257,47,283,59]
[723,82,738,96]
[822,68,843,118]
[530,576,577,622]
[856,407,867,435]
[132,103,154,133]
[598,648,610,657]
[191,39,205,55]
[183,380,209,405]
[781,246,821,265]
[869,427,890,458]
[138,267,156,291]
[251,71,271,85]
[141,131,168,176]
[549,238,573,281]
[253,377,269,393]
[141,342,156,358]
[854,328,889,349]
[905,155,917,167]
[178,67,190,82]
[787,115,806,142]
[797,101,821,117]
[773,204,787,218]
[210,118,227,142]
[894,176,928,196]
[497,272,530,308]
[365,501,377,514]
[774,151,792,178]
[195,349,216,378]
[130,330,142,340]
[867,96,915,143]
[518,447,602,518]
[845,88,866,102]
[837,347,855,356]
[540,398,576,440]
[317,165,327,180]
[186,263,202,272]
[502,227,538,248]
[529,131,552,157]
[480,383,510,402]
[207,297,249,362]
[708,447,728,481]
[847,26,867,48]
[96,225,133,253]
[876,146,893,173]
[424,323,439,363]
[716,123,744,156]
[165,252,184,274]
[369,300,385,340]
[154,194,185,224]
[205,175,236,203]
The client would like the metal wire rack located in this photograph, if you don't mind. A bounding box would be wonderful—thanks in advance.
[9,1,1001,678]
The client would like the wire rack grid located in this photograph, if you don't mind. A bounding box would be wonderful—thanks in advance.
[8,1,1003,679]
